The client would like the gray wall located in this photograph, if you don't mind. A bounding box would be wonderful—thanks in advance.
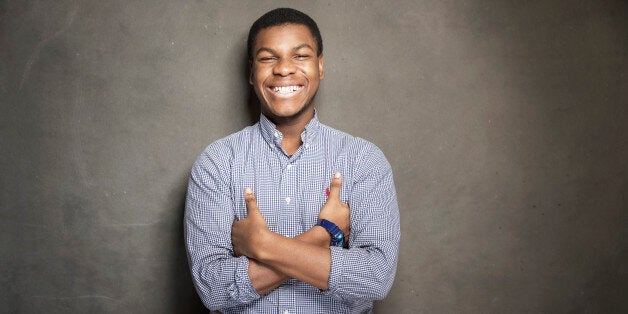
[1,1,626,313]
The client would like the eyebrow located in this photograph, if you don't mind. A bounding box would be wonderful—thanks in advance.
[293,43,315,52]
[255,43,316,57]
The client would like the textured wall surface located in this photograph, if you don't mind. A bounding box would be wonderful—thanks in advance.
[1,1,627,313]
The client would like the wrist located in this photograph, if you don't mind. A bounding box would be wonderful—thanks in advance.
[296,226,331,247]
[312,225,332,247]
[250,228,273,260]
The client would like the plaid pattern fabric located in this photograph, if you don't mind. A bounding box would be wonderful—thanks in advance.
[185,112,400,313]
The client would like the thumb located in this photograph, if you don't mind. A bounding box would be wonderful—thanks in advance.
[244,188,261,216]
[327,172,342,200]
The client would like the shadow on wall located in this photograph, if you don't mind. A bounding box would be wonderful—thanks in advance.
[175,34,257,313]
[241,42,261,125]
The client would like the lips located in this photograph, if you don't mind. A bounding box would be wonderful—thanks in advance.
[269,85,304,96]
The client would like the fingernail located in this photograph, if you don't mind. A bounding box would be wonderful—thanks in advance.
[245,188,253,195]
[334,172,341,179]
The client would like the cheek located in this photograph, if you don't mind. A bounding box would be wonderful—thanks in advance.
[306,65,322,80]
[251,67,268,83]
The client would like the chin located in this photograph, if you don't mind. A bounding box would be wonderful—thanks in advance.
[264,101,310,118]
[266,109,301,120]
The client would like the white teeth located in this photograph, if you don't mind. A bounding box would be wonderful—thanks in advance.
[272,85,302,94]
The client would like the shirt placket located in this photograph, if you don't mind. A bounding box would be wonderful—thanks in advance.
[277,284,295,314]
[273,133,298,313]
[278,155,298,237]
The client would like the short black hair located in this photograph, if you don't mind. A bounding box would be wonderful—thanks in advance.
[247,8,323,61]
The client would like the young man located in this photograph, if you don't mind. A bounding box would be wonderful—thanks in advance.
[185,8,400,313]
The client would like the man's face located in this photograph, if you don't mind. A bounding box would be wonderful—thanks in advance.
[249,23,324,121]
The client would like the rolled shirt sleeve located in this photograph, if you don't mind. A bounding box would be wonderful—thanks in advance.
[184,144,261,310]
[325,144,401,302]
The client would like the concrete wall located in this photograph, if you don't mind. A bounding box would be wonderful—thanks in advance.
[1,1,626,313]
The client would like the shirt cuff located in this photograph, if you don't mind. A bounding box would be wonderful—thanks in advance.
[229,256,261,303]
[322,246,348,297]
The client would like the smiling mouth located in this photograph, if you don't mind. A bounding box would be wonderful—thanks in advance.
[270,85,304,95]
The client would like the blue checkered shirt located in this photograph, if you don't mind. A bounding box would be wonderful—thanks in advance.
[185,112,400,313]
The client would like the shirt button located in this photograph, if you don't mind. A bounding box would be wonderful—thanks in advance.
[274,132,279,138]
[283,311,290,314]
[285,197,291,204]
[304,143,310,148]
[287,164,293,170]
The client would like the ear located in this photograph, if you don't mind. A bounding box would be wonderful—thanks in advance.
[248,59,254,85]
[318,54,324,80]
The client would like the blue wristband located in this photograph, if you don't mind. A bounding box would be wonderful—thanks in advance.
[316,219,345,247]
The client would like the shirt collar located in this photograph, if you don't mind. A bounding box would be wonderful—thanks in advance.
[259,110,321,151]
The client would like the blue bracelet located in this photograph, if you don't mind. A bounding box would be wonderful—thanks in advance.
[316,219,345,247]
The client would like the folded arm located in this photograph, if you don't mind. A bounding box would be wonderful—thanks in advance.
[232,173,351,293]
[184,149,352,310]
[234,146,400,303]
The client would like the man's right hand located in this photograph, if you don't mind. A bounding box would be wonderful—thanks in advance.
[318,172,351,238]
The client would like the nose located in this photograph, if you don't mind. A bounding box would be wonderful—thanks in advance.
[273,58,296,76]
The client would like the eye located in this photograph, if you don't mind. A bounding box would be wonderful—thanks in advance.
[294,54,310,60]
[258,56,277,62]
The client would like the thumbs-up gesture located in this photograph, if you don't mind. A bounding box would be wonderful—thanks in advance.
[231,188,269,257]
[318,173,351,238]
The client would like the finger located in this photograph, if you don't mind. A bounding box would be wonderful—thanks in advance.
[244,188,260,215]
[327,172,342,200]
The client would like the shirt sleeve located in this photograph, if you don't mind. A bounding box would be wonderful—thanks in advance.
[184,144,261,310]
[325,143,401,302]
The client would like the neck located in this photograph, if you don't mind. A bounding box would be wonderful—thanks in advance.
[266,108,315,156]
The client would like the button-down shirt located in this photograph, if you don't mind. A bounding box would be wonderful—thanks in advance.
[185,112,400,313]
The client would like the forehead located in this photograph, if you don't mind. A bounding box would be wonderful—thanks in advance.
[254,24,317,52]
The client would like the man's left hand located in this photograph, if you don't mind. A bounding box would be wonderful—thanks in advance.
[231,188,269,258]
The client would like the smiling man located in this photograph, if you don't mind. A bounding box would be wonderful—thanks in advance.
[184,8,400,313]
